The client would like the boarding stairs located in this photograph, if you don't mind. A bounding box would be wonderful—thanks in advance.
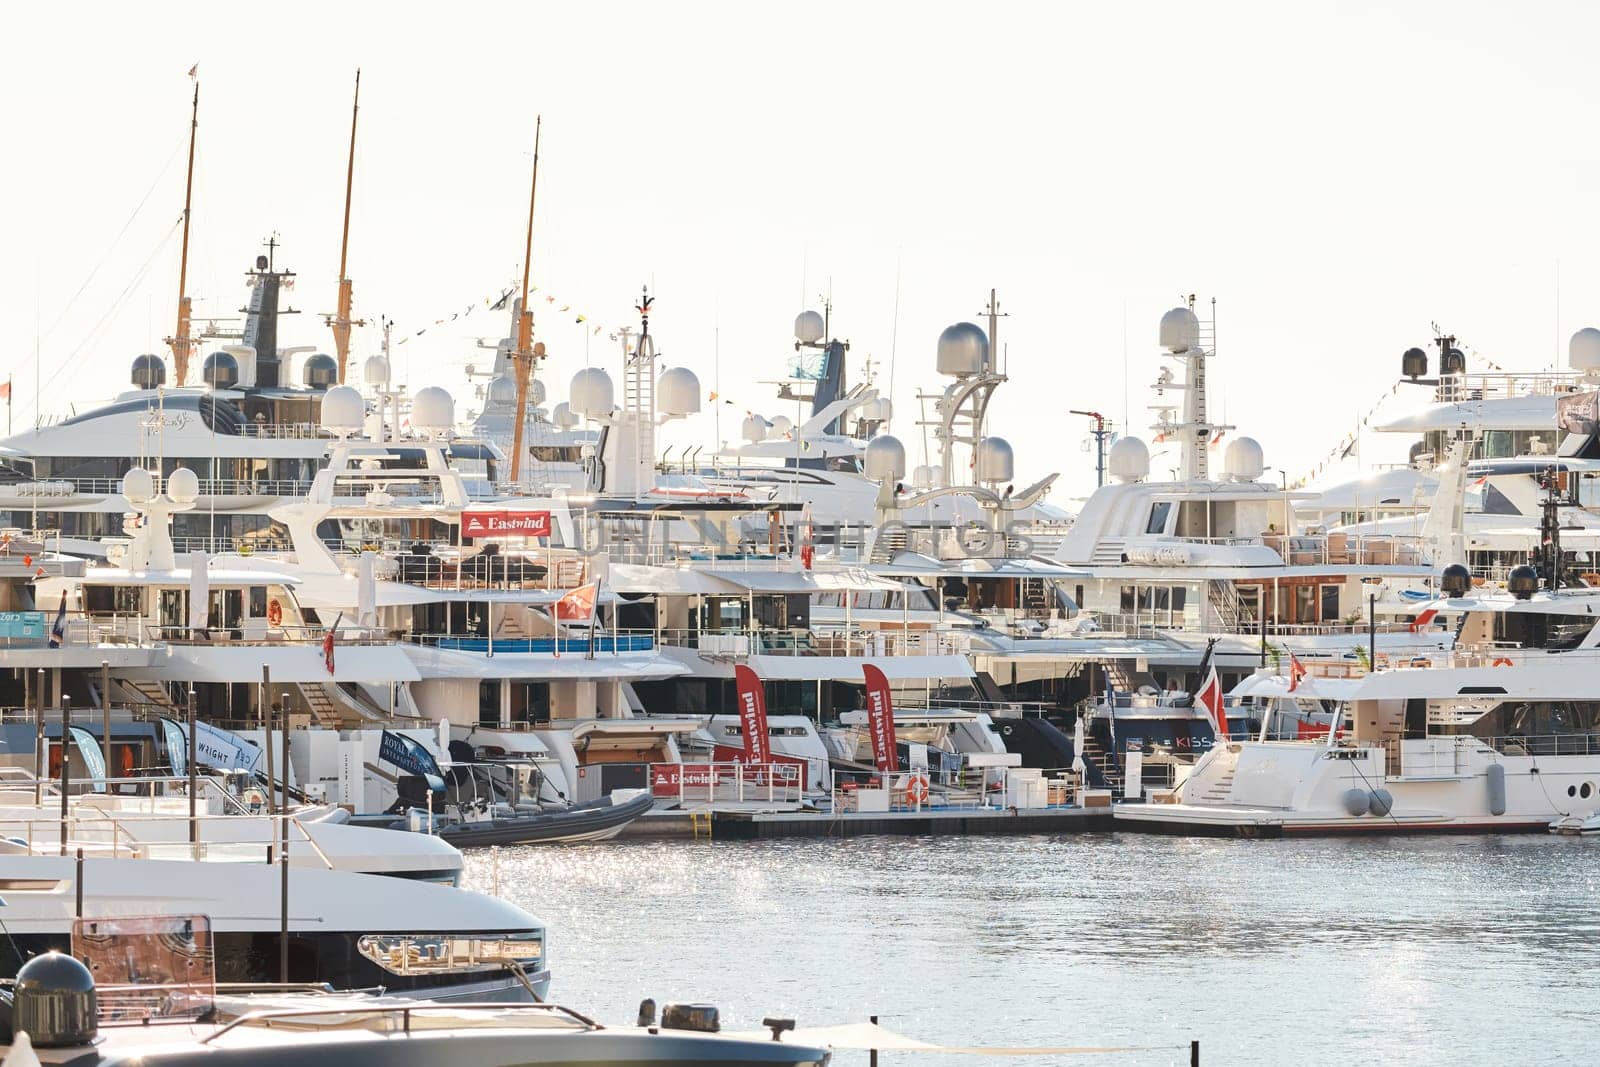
[1207,580,1255,632]
[1197,769,1235,804]
[1078,734,1122,792]
[115,679,177,711]
[1020,578,1051,619]
[870,525,909,564]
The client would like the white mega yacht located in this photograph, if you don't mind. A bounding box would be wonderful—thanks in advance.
[1116,557,1600,835]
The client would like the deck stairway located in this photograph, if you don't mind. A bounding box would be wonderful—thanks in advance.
[870,525,909,564]
[1207,580,1255,632]
[1078,734,1122,792]
[1021,578,1051,619]
[115,679,177,711]
[1196,768,1236,804]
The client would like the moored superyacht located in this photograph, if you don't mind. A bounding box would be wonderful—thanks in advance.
[1116,554,1600,835]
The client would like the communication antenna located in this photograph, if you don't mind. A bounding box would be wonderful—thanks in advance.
[166,76,200,386]
[509,116,544,487]
[327,70,366,382]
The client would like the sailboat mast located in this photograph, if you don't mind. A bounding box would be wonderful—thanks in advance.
[169,80,199,386]
[509,115,542,487]
[332,69,363,382]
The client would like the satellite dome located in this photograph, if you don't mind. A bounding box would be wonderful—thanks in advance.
[864,397,893,423]
[487,375,518,406]
[363,355,390,387]
[570,367,615,417]
[863,434,907,482]
[167,466,199,504]
[320,385,365,435]
[742,414,769,444]
[412,386,454,432]
[658,367,702,416]
[911,464,940,490]
[202,351,239,390]
[1222,436,1265,482]
[976,436,1015,483]
[1108,436,1150,483]
[1440,563,1471,598]
[528,377,547,407]
[14,951,97,1048]
[767,415,793,440]
[121,467,154,504]
[1401,347,1428,381]
[794,310,825,345]
[1507,564,1539,600]
[1159,307,1200,353]
[1440,346,1466,375]
[936,322,988,378]
[302,353,338,389]
[551,401,578,429]
[1571,328,1600,373]
[131,354,167,390]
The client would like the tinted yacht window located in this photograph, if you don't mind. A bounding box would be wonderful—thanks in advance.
[1493,612,1596,651]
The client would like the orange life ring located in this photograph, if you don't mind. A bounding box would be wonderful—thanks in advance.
[1492,657,1513,667]
[267,599,283,627]
[905,773,930,806]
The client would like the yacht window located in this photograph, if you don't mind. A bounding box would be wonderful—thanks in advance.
[1171,587,1187,612]
[1480,485,1520,516]
[1482,431,1513,460]
[1320,584,1340,622]
[1145,501,1173,535]
[1492,612,1595,652]
[249,586,267,619]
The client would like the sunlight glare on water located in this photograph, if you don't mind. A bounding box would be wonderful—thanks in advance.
[462,833,1600,1064]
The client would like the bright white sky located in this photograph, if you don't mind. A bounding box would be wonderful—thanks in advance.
[5,1,1599,501]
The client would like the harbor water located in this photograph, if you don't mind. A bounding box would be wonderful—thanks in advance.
[463,833,1600,1064]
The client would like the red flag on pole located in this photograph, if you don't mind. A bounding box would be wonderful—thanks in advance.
[1287,652,1307,693]
[799,504,814,571]
[554,581,599,622]
[863,663,900,774]
[1196,667,1228,740]
[733,665,771,766]
[323,612,342,675]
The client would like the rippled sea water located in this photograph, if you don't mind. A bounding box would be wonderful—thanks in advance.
[461,834,1600,1064]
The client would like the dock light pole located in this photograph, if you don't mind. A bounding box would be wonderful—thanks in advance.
[59,696,70,855]
[187,687,198,848]
[33,669,43,806]
[279,690,290,987]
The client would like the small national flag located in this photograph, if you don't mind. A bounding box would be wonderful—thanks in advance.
[323,612,342,675]
[1287,652,1308,693]
[554,581,599,623]
[799,504,814,571]
[187,63,198,80]
[48,598,67,649]
[1195,667,1228,741]
[0,381,12,403]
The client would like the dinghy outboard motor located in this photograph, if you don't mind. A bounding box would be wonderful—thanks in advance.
[13,951,97,1048]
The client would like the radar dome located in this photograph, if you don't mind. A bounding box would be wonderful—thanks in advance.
[412,386,454,432]
[1571,328,1600,373]
[863,434,907,482]
[767,415,794,440]
[486,375,518,405]
[658,367,702,416]
[976,436,1015,483]
[742,414,769,444]
[1108,436,1150,483]
[1401,347,1428,381]
[794,310,825,345]
[864,397,893,423]
[527,377,547,407]
[14,951,97,1048]
[1159,307,1200,353]
[131,354,167,390]
[1507,564,1539,600]
[121,467,154,504]
[570,367,615,417]
[1440,563,1471,598]
[551,401,578,429]
[1222,436,1265,482]
[302,353,338,390]
[202,351,239,390]
[911,464,939,490]
[936,322,989,378]
[167,467,199,504]
[363,355,390,387]
[320,385,365,435]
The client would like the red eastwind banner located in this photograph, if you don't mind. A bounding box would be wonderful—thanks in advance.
[863,663,899,774]
[734,664,772,766]
[462,510,552,539]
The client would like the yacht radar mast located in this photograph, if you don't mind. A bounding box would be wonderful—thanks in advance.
[1152,295,1231,482]
[508,115,544,488]
[326,69,366,383]
[165,77,200,386]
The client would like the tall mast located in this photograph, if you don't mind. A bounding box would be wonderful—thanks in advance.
[509,116,542,488]
[330,69,365,382]
[167,79,200,386]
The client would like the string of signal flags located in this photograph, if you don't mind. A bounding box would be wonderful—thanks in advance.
[389,283,619,348]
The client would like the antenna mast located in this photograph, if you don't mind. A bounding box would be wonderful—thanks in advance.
[167,78,200,386]
[330,69,365,382]
[509,115,543,488]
